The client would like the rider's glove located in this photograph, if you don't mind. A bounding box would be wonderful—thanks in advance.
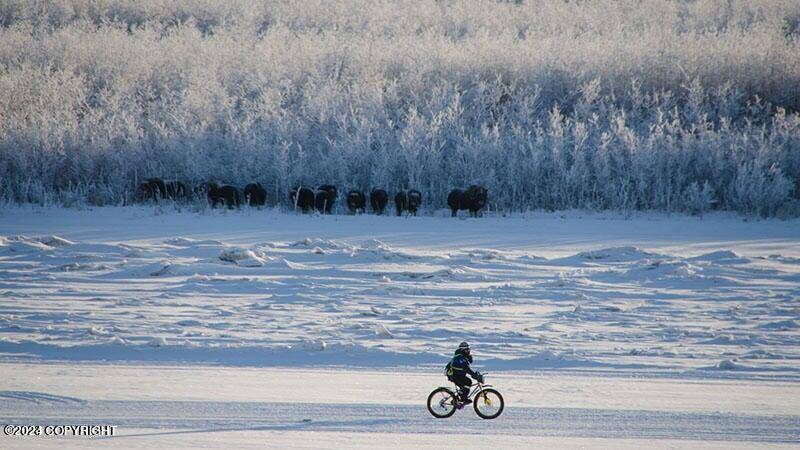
[475,372,484,383]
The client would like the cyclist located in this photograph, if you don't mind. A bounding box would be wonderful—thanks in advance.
[445,341,483,404]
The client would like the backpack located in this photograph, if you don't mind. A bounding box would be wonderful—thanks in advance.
[444,355,459,376]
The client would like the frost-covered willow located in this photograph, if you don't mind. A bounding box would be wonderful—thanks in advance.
[1,0,799,215]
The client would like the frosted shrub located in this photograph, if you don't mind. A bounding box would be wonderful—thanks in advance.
[0,0,799,216]
[730,162,793,217]
[683,181,716,216]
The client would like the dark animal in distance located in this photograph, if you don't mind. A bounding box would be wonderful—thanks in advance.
[346,190,366,214]
[370,188,388,215]
[448,185,488,217]
[315,185,338,214]
[137,178,186,202]
[206,182,242,209]
[290,186,315,213]
[408,190,422,215]
[395,189,422,216]
[137,178,167,202]
[244,183,267,207]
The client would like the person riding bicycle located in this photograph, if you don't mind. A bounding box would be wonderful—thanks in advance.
[445,341,483,404]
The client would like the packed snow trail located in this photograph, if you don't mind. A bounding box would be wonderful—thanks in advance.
[0,363,800,448]
[0,365,798,448]
[2,399,798,443]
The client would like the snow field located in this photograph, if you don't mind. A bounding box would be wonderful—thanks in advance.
[1,207,798,379]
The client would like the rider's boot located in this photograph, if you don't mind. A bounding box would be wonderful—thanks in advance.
[460,389,471,405]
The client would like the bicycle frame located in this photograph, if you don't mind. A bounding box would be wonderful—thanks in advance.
[449,380,493,401]
[469,382,492,399]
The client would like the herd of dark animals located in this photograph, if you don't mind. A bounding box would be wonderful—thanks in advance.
[137,177,489,217]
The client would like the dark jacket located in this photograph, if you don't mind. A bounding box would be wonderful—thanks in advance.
[445,349,477,378]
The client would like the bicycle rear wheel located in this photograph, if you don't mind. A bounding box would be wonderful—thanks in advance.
[427,387,457,418]
[473,388,504,419]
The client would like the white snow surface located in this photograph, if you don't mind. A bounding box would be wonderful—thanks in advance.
[0,206,798,379]
[1,207,800,447]
[0,364,798,448]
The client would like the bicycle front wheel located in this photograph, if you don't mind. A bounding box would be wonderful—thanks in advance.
[473,388,504,419]
[427,387,457,418]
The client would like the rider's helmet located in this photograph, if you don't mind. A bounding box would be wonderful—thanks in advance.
[458,341,470,354]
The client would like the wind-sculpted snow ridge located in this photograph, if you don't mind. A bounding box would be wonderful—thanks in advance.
[218,247,269,267]
[0,235,74,253]
[1,233,799,379]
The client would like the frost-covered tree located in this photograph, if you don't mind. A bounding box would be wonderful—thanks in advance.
[0,0,799,216]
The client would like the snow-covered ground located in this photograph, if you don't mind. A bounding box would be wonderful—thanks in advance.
[1,364,799,449]
[1,206,799,447]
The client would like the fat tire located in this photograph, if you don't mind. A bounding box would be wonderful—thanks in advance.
[427,387,457,418]
[473,388,504,419]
